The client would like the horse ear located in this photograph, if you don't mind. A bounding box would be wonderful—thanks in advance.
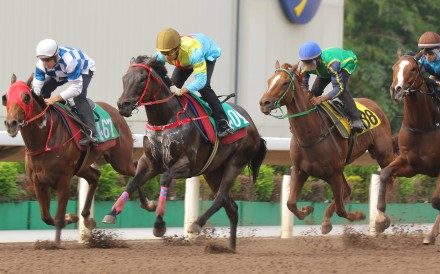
[2,94,6,106]
[11,74,16,85]
[26,73,34,88]
[415,50,423,61]
[275,60,280,69]
[129,57,135,64]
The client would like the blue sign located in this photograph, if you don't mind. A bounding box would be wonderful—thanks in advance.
[279,0,322,24]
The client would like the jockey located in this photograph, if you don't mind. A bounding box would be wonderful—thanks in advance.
[32,39,97,146]
[299,41,364,132]
[417,31,440,94]
[155,28,234,138]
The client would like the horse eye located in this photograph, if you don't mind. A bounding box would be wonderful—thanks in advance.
[23,93,31,104]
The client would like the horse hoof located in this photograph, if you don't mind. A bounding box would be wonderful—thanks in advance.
[84,218,97,229]
[65,213,79,224]
[423,233,436,245]
[188,223,202,234]
[153,227,166,237]
[321,221,333,234]
[141,201,157,212]
[102,215,116,224]
[353,210,366,221]
[375,217,390,233]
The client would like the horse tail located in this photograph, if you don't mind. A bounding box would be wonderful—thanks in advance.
[249,137,267,182]
[392,133,399,156]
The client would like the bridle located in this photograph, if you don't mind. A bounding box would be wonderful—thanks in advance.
[399,55,434,97]
[5,82,50,128]
[268,68,337,148]
[125,63,175,112]
[268,68,317,119]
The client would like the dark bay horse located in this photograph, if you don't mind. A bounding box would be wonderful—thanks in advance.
[105,55,267,251]
[259,61,395,234]
[2,74,153,244]
[379,54,440,244]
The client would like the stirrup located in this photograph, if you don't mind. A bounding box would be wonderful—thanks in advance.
[79,133,98,146]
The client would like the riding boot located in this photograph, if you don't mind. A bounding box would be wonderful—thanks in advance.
[338,91,364,132]
[217,119,234,138]
[74,98,98,146]
[200,88,234,138]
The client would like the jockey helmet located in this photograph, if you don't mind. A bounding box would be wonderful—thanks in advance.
[156,28,181,52]
[36,39,59,59]
[418,31,440,49]
[299,41,322,61]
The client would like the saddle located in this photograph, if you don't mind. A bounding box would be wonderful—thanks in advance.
[318,99,382,139]
[52,99,119,151]
[183,93,250,145]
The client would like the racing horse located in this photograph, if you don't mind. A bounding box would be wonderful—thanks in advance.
[105,55,267,251]
[259,61,395,234]
[2,74,154,244]
[379,54,440,244]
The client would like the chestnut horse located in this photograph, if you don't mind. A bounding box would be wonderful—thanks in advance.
[104,55,267,251]
[259,61,395,234]
[379,54,440,244]
[2,74,153,244]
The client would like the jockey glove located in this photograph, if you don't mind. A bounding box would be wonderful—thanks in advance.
[170,85,186,96]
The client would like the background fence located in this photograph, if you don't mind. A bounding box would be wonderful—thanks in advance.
[1,201,437,230]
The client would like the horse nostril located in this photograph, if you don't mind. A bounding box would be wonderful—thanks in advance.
[396,86,402,92]
[263,101,273,108]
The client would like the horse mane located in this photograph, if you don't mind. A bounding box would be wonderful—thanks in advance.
[281,62,303,85]
[130,55,172,86]
[31,91,47,108]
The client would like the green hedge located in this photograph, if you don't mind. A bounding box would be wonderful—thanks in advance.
[0,162,437,204]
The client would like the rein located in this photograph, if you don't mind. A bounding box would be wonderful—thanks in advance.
[269,68,317,119]
[25,107,80,156]
[130,63,210,131]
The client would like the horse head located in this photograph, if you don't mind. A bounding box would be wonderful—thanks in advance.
[118,55,171,117]
[3,73,35,137]
[259,61,301,116]
[390,55,426,102]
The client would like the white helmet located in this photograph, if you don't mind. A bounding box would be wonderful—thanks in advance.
[36,39,59,58]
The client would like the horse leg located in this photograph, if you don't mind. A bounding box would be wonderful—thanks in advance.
[223,198,239,251]
[286,168,311,220]
[328,175,366,223]
[76,166,101,230]
[153,158,191,237]
[34,183,55,226]
[107,147,156,212]
[53,177,73,244]
[423,176,440,244]
[102,154,157,224]
[321,177,350,234]
[377,157,414,233]
[189,167,239,251]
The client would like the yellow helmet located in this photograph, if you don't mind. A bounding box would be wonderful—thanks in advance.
[156,28,181,51]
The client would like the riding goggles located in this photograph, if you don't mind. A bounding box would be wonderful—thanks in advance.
[161,47,179,56]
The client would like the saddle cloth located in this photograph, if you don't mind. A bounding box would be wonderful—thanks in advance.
[183,94,249,145]
[53,102,119,151]
[320,101,382,138]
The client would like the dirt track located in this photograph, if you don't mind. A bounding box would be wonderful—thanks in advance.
[0,227,438,274]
